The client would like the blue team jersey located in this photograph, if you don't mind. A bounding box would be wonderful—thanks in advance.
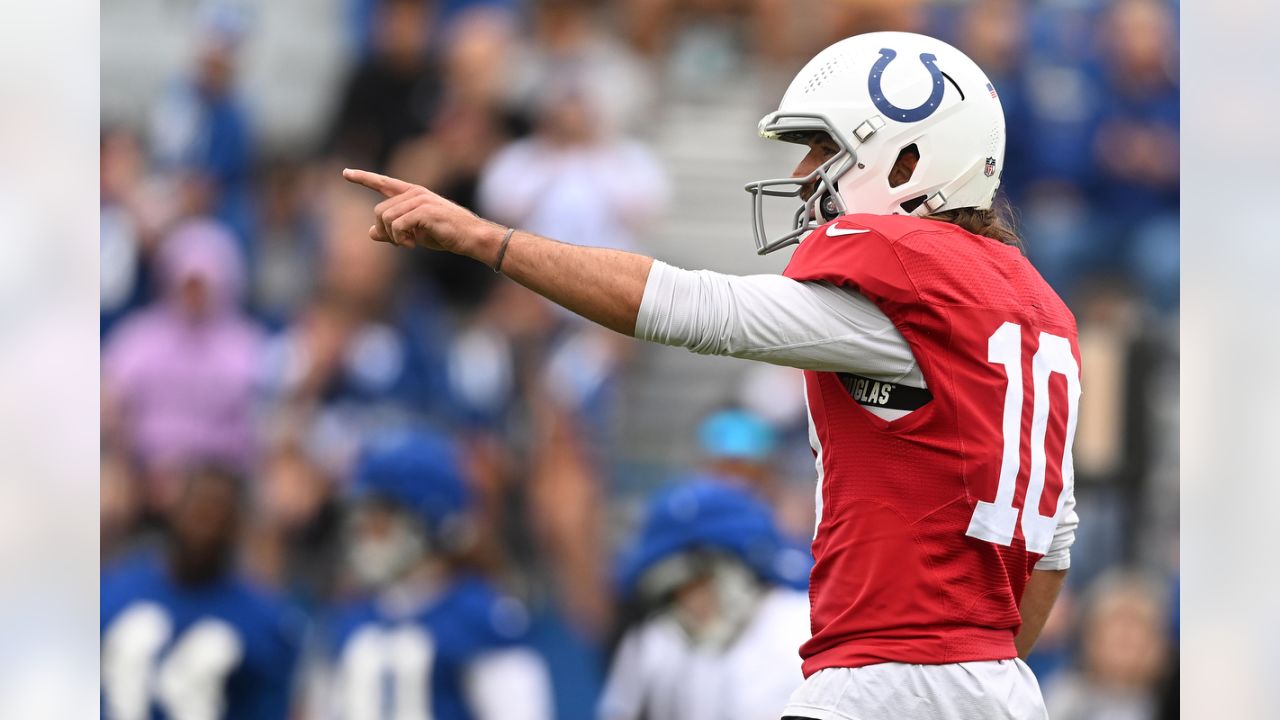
[100,553,302,720]
[328,574,532,720]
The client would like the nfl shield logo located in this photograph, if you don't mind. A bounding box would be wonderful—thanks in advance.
[984,157,997,177]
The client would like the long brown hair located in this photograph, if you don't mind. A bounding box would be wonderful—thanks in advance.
[926,195,1025,253]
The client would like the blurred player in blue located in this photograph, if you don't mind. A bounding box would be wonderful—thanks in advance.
[101,466,302,720]
[599,480,813,720]
[326,428,552,720]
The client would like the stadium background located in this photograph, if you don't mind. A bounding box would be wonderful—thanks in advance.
[100,0,1179,717]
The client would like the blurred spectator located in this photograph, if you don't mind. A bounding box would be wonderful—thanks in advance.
[601,481,811,720]
[101,128,156,336]
[324,428,554,720]
[696,408,777,493]
[101,450,147,564]
[527,399,613,636]
[251,162,325,325]
[1010,6,1108,303]
[734,363,808,432]
[317,182,403,316]
[442,278,631,467]
[819,0,926,50]
[479,74,668,255]
[459,372,616,720]
[259,182,450,461]
[620,0,798,91]
[542,323,633,437]
[693,406,815,542]
[1064,283,1178,586]
[1044,571,1172,720]
[347,0,520,59]
[102,219,265,507]
[329,0,442,171]
[259,287,445,467]
[261,291,362,420]
[1086,0,1179,311]
[391,8,526,309]
[434,0,520,29]
[1018,0,1179,312]
[730,366,818,539]
[473,67,665,440]
[148,6,256,250]
[101,467,302,720]
[1090,0,1180,217]
[952,0,1034,207]
[511,0,655,135]
[443,281,557,428]
[253,439,344,608]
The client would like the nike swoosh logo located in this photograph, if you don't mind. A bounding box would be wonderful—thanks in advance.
[826,225,871,237]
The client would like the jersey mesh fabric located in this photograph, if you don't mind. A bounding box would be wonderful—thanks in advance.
[782,214,1080,676]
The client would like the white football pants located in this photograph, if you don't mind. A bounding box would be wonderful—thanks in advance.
[782,658,1048,720]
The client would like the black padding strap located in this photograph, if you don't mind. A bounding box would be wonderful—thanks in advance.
[836,372,933,411]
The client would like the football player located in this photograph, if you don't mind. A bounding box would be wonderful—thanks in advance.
[101,467,302,720]
[600,480,811,720]
[326,428,552,720]
[344,31,1080,720]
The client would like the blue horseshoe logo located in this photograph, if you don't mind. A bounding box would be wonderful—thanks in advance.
[867,48,946,123]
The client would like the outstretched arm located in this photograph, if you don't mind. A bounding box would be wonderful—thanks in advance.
[343,168,653,336]
[342,168,925,383]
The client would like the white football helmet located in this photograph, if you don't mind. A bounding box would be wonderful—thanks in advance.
[745,32,1006,254]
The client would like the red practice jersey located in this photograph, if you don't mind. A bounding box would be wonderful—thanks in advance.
[783,213,1081,676]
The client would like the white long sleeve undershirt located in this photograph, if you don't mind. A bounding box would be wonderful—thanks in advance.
[636,260,924,385]
[633,259,1075,570]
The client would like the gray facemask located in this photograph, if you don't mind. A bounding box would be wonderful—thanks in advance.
[743,112,868,255]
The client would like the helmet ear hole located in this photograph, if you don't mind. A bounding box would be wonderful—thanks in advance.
[888,144,921,188]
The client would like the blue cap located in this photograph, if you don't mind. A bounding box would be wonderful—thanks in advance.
[698,409,777,462]
[615,478,810,597]
[351,428,471,532]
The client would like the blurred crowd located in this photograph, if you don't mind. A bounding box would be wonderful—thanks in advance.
[100,0,1180,719]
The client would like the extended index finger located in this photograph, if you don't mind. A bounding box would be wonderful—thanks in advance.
[342,168,415,198]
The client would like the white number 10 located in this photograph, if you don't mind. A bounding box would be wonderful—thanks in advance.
[965,322,1080,555]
